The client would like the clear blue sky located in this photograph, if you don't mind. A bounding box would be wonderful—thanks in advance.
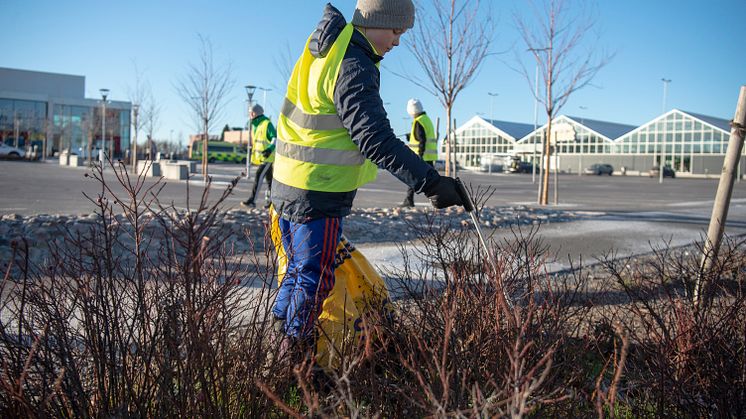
[3,0,745,143]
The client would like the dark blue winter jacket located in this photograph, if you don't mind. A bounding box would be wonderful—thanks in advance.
[271,3,440,222]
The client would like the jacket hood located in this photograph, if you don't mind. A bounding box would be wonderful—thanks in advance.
[309,4,347,58]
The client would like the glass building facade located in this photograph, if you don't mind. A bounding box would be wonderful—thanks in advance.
[613,110,736,174]
[51,104,131,158]
[448,110,738,176]
[453,121,517,167]
[0,67,131,159]
[0,99,47,150]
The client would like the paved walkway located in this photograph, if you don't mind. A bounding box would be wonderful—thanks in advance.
[358,208,746,279]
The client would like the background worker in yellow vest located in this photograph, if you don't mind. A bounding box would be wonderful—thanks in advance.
[241,104,276,208]
[270,1,464,348]
[401,98,438,207]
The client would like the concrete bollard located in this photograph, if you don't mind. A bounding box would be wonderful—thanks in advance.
[136,160,161,177]
[162,162,188,180]
[69,155,85,167]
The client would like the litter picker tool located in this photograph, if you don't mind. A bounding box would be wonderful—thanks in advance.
[454,177,513,308]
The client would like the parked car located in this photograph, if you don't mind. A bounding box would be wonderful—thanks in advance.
[507,160,533,174]
[433,159,446,171]
[0,143,26,159]
[649,165,676,178]
[584,163,614,175]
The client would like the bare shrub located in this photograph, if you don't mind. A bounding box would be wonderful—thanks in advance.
[0,160,288,417]
[599,236,746,417]
[12,170,737,417]
[258,184,608,417]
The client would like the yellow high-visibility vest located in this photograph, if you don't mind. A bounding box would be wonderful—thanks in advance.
[251,118,274,165]
[274,23,378,193]
[409,113,438,162]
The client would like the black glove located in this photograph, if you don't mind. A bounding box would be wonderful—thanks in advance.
[424,176,464,209]
[261,148,272,158]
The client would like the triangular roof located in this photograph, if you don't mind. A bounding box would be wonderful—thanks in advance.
[482,118,536,140]
[460,109,731,144]
[517,114,629,142]
[617,109,731,141]
[565,116,636,139]
[680,110,730,132]
[455,116,527,142]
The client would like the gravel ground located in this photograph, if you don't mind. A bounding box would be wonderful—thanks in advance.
[0,206,595,270]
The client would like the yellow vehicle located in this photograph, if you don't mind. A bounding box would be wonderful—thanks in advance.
[190,141,247,164]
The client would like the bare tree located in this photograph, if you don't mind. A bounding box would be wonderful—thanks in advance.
[271,41,295,94]
[175,34,234,178]
[395,0,493,176]
[126,62,151,170]
[142,94,161,150]
[514,0,612,205]
[153,138,183,158]
[83,109,95,165]
[55,114,72,164]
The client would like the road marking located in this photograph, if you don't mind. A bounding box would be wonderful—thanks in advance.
[667,198,746,207]
[189,180,234,187]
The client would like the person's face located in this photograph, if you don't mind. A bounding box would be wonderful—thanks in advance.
[250,111,257,119]
[363,28,407,56]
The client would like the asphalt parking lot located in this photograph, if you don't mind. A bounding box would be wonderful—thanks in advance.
[2,160,746,218]
[4,159,746,273]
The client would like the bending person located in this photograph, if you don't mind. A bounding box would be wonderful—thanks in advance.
[270,1,463,348]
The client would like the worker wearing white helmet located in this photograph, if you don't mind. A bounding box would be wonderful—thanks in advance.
[401,98,438,207]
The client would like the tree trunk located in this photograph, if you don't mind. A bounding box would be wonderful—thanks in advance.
[445,105,452,176]
[202,119,208,178]
[542,119,552,205]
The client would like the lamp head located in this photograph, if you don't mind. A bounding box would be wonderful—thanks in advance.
[245,85,256,100]
[99,88,109,101]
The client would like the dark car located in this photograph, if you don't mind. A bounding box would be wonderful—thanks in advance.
[584,163,614,176]
[507,160,533,174]
[649,165,676,178]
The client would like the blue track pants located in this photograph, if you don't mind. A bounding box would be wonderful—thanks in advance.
[271,216,342,338]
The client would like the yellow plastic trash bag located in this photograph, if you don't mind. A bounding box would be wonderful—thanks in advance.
[269,207,391,370]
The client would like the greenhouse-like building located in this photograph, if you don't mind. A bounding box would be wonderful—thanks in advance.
[448,109,741,176]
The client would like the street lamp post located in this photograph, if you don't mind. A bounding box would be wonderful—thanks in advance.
[99,88,109,165]
[661,78,671,114]
[245,85,256,179]
[660,78,671,184]
[487,92,499,121]
[527,47,551,203]
[132,104,139,173]
[578,105,588,176]
[533,64,539,184]
[486,93,497,175]
[257,87,272,111]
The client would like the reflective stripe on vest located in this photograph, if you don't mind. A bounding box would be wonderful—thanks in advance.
[275,138,365,166]
[409,113,438,162]
[274,23,378,193]
[280,98,344,131]
[251,118,274,164]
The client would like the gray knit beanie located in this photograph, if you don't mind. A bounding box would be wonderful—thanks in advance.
[352,0,415,30]
[250,104,264,116]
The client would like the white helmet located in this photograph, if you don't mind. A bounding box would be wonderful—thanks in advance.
[407,98,423,117]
